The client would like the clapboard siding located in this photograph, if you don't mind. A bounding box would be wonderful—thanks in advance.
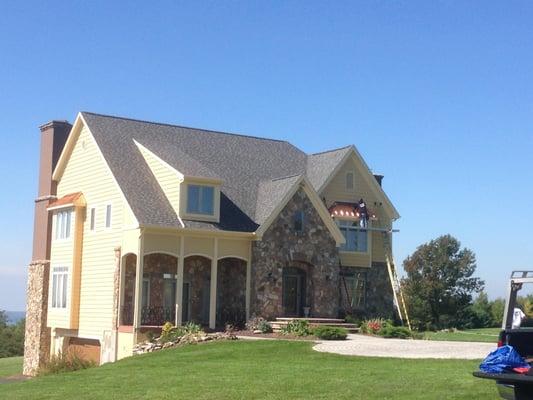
[320,154,392,266]
[136,142,181,216]
[55,125,127,338]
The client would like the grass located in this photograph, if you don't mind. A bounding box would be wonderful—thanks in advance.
[0,356,23,378]
[0,340,498,399]
[423,328,501,343]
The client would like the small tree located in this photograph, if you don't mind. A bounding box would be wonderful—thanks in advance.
[401,235,484,330]
[490,298,505,327]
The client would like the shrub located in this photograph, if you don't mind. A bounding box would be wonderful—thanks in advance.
[378,325,412,339]
[38,350,95,376]
[257,320,273,333]
[159,321,204,343]
[280,319,312,336]
[313,326,348,340]
[246,316,267,331]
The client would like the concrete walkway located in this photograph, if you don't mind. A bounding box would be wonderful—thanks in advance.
[313,334,495,360]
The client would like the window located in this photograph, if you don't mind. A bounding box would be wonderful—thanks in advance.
[55,210,72,240]
[105,204,112,228]
[342,272,366,309]
[338,219,368,252]
[346,172,355,191]
[187,185,214,215]
[89,208,96,231]
[294,210,304,232]
[51,266,69,308]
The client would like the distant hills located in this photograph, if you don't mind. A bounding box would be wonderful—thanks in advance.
[5,311,25,325]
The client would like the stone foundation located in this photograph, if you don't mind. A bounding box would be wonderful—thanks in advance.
[23,260,51,376]
[251,188,340,319]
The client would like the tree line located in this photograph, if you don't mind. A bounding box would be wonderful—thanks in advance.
[0,310,25,358]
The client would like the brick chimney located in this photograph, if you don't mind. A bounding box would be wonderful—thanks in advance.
[24,120,71,376]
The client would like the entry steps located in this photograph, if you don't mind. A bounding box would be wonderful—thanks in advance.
[270,317,359,333]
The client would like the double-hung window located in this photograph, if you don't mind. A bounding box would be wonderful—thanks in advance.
[51,266,69,308]
[187,185,214,215]
[338,219,368,252]
[55,210,72,240]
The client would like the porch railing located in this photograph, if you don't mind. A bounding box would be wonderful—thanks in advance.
[120,305,175,326]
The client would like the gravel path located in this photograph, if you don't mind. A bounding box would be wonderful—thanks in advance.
[313,334,495,359]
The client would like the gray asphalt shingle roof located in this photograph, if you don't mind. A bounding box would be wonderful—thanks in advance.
[82,112,354,232]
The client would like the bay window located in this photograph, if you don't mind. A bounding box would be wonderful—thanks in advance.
[338,219,368,252]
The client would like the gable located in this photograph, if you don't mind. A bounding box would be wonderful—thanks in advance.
[320,149,399,221]
[255,176,345,246]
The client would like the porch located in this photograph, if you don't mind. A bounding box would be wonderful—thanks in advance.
[118,231,251,333]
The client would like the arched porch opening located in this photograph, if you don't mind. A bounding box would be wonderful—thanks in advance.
[216,257,247,328]
[141,253,178,326]
[120,253,137,326]
[183,255,212,326]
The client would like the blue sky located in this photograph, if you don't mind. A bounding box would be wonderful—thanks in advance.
[0,1,532,310]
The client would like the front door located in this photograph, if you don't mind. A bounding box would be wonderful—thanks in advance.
[282,268,306,316]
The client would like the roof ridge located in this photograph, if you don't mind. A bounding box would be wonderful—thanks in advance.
[309,145,353,156]
[81,111,290,144]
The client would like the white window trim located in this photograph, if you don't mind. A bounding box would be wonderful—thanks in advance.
[104,203,113,229]
[54,209,73,241]
[180,181,221,222]
[50,265,69,309]
[337,218,370,254]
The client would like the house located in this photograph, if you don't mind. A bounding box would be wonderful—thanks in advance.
[23,112,400,375]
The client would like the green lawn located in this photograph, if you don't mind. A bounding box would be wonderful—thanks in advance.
[423,328,501,343]
[0,356,23,378]
[0,340,498,399]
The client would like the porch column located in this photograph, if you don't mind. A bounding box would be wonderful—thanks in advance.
[175,236,184,326]
[245,242,252,321]
[133,231,144,333]
[209,238,218,329]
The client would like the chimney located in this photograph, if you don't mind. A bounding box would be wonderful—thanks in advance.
[373,174,384,187]
[24,119,71,376]
[32,120,72,261]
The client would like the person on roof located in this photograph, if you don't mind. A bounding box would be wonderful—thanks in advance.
[358,198,368,228]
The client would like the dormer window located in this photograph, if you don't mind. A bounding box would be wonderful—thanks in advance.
[187,185,215,215]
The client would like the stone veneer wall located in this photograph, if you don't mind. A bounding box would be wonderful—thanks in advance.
[23,261,51,376]
[341,262,394,319]
[251,188,340,319]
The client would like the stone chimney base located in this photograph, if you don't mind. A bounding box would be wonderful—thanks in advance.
[23,260,51,376]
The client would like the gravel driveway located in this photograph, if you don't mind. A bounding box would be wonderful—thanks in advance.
[313,334,495,359]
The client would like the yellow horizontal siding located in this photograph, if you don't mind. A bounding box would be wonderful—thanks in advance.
[137,143,181,216]
[321,155,393,265]
[56,125,126,339]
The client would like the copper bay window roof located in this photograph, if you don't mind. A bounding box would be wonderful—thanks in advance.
[327,201,377,220]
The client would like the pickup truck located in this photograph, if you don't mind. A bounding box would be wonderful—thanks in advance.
[473,271,533,400]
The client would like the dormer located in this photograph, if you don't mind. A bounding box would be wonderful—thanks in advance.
[180,177,222,223]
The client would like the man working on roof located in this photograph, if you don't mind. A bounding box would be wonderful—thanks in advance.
[357,198,368,228]
[512,307,526,329]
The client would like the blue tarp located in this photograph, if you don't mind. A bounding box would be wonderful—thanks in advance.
[480,345,530,374]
